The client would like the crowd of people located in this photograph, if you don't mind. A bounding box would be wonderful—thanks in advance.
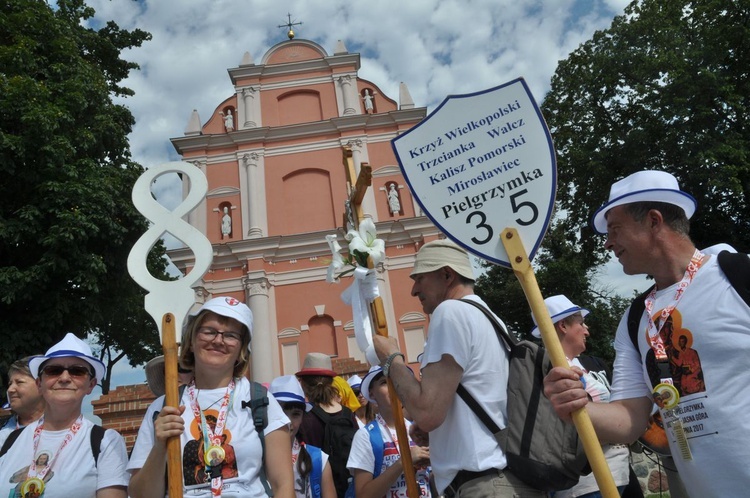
[0,170,747,497]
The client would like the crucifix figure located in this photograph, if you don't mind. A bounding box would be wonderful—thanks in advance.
[340,146,420,498]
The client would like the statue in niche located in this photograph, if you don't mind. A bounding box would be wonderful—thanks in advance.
[222,109,234,132]
[221,206,232,237]
[362,89,374,114]
[387,184,401,214]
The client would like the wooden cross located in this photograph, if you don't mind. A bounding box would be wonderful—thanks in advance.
[341,146,419,498]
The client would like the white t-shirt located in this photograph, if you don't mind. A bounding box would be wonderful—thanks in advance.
[347,417,431,497]
[0,417,129,498]
[611,255,750,496]
[555,358,630,498]
[291,438,330,498]
[419,295,509,494]
[128,377,290,498]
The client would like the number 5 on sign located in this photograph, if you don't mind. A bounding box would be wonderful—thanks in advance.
[391,78,554,267]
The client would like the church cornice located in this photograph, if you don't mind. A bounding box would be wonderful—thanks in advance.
[170,107,426,155]
[229,52,361,86]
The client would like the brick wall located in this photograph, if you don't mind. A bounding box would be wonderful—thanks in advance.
[93,383,155,452]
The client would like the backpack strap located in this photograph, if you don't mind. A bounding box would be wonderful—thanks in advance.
[242,381,272,497]
[0,427,24,458]
[365,421,384,478]
[306,444,323,498]
[455,299,509,443]
[627,285,654,359]
[90,424,105,468]
[718,250,750,307]
[0,425,105,468]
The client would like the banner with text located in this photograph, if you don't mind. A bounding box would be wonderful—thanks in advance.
[392,78,556,266]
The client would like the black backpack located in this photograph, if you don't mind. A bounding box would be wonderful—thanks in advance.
[0,424,106,466]
[627,251,750,361]
[457,299,589,492]
[310,405,358,497]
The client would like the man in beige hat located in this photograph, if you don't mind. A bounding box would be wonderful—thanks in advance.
[374,239,546,497]
[544,170,750,496]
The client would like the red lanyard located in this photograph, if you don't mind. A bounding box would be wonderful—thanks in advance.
[28,415,84,481]
[644,249,704,364]
[187,379,235,496]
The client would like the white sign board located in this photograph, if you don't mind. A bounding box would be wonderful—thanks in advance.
[392,78,556,266]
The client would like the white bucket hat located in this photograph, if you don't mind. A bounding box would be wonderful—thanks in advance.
[530,295,590,339]
[189,296,253,349]
[29,332,106,381]
[411,239,475,281]
[269,375,312,411]
[347,374,363,390]
[591,170,697,234]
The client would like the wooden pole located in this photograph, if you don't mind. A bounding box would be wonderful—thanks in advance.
[162,313,183,498]
[501,228,618,498]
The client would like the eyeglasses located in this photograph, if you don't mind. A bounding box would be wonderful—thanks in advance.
[198,326,243,345]
[40,365,92,378]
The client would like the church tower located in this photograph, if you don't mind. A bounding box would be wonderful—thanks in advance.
[167,35,440,381]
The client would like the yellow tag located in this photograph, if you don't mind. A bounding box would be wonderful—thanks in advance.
[669,418,693,461]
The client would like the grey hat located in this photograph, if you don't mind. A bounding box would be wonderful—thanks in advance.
[411,239,475,281]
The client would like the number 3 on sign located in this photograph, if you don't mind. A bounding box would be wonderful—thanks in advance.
[467,189,539,245]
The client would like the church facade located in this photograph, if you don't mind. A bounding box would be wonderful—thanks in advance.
[167,36,441,382]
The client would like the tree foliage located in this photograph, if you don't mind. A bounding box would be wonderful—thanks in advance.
[542,0,750,265]
[477,0,750,364]
[0,0,166,393]
[475,220,628,365]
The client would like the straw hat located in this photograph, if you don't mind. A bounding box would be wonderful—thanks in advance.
[296,352,337,377]
[411,239,475,281]
[29,333,105,381]
[359,365,383,403]
[591,170,697,234]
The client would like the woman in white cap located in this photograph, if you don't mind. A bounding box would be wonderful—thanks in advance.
[346,365,432,498]
[0,333,129,498]
[128,296,294,498]
[269,375,336,498]
[532,295,630,498]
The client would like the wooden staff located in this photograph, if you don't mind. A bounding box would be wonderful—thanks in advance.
[345,152,419,497]
[162,313,183,498]
[501,228,619,498]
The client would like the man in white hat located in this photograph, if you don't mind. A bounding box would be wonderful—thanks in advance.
[544,170,750,496]
[373,239,546,497]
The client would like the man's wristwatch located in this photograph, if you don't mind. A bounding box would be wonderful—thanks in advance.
[382,352,405,378]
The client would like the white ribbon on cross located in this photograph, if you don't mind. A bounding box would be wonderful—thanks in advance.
[341,266,381,365]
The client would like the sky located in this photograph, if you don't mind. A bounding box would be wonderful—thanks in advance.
[77,0,647,402]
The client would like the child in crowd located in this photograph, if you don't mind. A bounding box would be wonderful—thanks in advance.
[270,375,336,498]
[346,366,432,498]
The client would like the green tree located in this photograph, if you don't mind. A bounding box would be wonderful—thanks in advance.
[475,220,628,365]
[0,0,166,393]
[542,0,750,266]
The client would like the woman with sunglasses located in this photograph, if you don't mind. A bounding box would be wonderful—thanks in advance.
[128,297,294,498]
[0,333,129,498]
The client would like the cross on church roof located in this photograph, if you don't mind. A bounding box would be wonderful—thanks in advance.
[277,13,302,40]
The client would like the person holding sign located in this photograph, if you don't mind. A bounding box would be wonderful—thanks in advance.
[531,296,631,498]
[373,239,547,498]
[0,334,129,498]
[543,170,750,497]
[128,297,294,498]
